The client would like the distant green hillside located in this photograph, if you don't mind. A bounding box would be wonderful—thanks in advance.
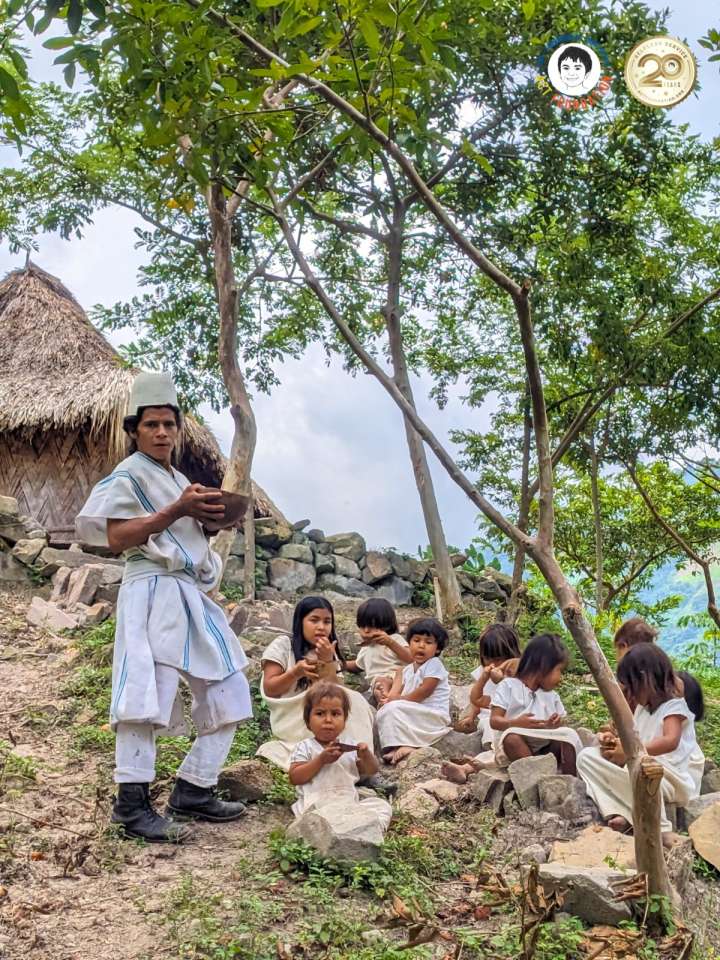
[640,560,720,653]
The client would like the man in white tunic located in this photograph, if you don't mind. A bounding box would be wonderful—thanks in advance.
[76,372,253,842]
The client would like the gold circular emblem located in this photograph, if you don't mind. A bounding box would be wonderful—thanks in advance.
[624,36,697,108]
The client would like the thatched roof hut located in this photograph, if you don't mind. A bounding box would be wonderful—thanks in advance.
[0,264,284,542]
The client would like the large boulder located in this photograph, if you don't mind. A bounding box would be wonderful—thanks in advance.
[538,775,592,823]
[317,573,374,598]
[217,759,275,802]
[0,544,31,583]
[287,800,385,862]
[386,551,430,584]
[314,554,335,575]
[684,792,720,828]
[536,864,632,925]
[254,518,294,549]
[362,552,393,585]
[375,577,414,606]
[395,785,440,820]
[0,498,48,545]
[484,568,513,595]
[324,533,366,562]
[508,754,558,810]
[36,547,122,577]
[268,558,316,593]
[223,556,245,585]
[11,538,47,566]
[227,600,293,636]
[701,761,720,795]
[433,729,486,759]
[689,803,720,870]
[27,596,79,631]
[307,529,325,543]
[466,769,511,812]
[333,555,362,579]
[278,543,314,564]
[65,564,106,608]
[473,578,507,603]
[549,825,635,870]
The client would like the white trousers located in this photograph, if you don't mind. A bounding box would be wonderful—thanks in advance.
[114,663,240,786]
[577,746,686,833]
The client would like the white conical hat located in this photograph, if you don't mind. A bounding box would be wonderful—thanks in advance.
[128,371,178,417]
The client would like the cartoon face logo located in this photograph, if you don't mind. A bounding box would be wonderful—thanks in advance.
[547,42,602,96]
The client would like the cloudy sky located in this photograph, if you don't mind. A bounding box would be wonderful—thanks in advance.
[1,2,718,554]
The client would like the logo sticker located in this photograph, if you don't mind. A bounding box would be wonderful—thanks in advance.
[624,35,697,108]
[536,36,613,111]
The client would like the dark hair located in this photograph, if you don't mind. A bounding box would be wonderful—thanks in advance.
[617,644,677,712]
[406,617,448,652]
[614,617,658,650]
[516,633,569,682]
[302,681,350,726]
[123,405,183,455]
[357,597,398,634]
[558,44,593,73]
[291,596,343,680]
[677,670,705,722]
[479,623,521,663]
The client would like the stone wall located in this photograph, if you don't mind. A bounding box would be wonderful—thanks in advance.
[228,517,511,609]
[0,496,511,614]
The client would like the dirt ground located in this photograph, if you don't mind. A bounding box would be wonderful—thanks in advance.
[1,583,720,960]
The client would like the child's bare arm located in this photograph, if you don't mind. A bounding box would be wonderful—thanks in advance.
[343,659,360,673]
[356,742,379,776]
[490,706,548,731]
[469,672,491,710]
[380,634,414,664]
[645,715,683,757]
[289,744,343,785]
[385,667,404,699]
[397,677,439,704]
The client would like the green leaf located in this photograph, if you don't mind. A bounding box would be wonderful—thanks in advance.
[85,0,106,18]
[9,49,28,80]
[0,66,20,101]
[43,36,76,48]
[522,0,535,18]
[255,0,284,7]
[67,0,84,33]
[286,15,323,39]
[7,0,24,15]
[64,62,77,87]
[358,15,380,52]
[53,48,80,65]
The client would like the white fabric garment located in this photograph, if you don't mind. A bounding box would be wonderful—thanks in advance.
[75,452,250,731]
[256,635,375,771]
[356,634,409,686]
[470,668,498,747]
[376,656,451,750]
[490,676,582,766]
[577,697,705,832]
[113,663,249,784]
[289,737,391,832]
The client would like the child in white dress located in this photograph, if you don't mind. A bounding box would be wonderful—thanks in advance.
[289,682,391,837]
[344,598,412,705]
[454,623,521,739]
[489,633,582,773]
[577,644,704,841]
[376,618,451,765]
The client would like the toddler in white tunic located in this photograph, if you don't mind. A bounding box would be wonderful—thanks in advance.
[577,644,704,835]
[345,598,413,704]
[489,634,582,772]
[288,682,391,845]
[376,617,452,764]
[455,623,522,743]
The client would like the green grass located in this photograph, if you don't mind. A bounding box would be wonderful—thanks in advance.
[0,739,38,796]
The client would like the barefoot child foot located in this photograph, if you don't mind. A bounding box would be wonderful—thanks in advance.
[607,816,631,833]
[390,746,416,765]
[441,760,476,784]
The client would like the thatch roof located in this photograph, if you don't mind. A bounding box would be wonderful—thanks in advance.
[0,264,284,520]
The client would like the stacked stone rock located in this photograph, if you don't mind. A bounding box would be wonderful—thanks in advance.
[227,517,511,609]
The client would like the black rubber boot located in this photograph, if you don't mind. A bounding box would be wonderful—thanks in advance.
[111,783,192,843]
[166,777,247,822]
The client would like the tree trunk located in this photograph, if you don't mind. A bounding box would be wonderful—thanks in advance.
[207,181,258,589]
[384,206,462,619]
[588,437,605,613]
[508,396,532,624]
[242,498,256,601]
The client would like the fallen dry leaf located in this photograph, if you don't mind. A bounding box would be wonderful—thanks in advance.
[474,904,492,921]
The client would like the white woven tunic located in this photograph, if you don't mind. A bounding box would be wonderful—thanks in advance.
[76,451,250,730]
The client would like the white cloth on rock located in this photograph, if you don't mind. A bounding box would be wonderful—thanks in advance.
[75,451,251,733]
[356,634,409,687]
[256,635,375,771]
[490,677,582,766]
[376,657,451,751]
[577,697,704,833]
[289,736,391,831]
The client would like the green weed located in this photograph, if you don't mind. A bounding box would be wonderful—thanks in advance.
[0,740,38,796]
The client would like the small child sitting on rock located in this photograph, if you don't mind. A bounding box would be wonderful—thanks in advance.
[577,644,704,846]
[288,681,392,834]
[343,598,413,705]
[375,617,452,765]
[454,623,521,741]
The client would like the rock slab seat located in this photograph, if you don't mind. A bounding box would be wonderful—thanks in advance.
[507,754,557,809]
[287,801,385,862]
[536,864,633,925]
